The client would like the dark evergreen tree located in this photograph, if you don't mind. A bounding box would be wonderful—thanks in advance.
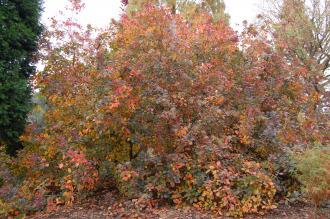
[0,0,42,155]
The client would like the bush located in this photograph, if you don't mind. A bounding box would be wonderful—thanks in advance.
[115,149,276,217]
[235,161,276,215]
[294,146,330,206]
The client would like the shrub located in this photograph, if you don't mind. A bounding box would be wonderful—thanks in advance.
[235,161,276,215]
[115,149,276,217]
[294,146,330,206]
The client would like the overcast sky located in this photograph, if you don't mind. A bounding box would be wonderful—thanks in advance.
[42,0,263,30]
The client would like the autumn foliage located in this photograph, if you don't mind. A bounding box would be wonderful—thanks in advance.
[0,2,328,217]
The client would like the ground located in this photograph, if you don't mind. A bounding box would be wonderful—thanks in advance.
[28,191,330,219]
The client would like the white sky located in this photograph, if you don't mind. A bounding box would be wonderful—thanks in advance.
[41,0,263,30]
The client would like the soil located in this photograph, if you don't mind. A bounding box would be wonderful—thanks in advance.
[27,191,330,219]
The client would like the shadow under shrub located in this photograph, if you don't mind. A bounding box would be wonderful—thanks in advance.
[263,153,302,204]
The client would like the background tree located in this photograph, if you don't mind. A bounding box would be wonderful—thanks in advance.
[0,0,43,155]
[123,0,229,22]
[262,0,330,84]
[201,0,229,22]
[265,0,330,71]
[262,0,330,130]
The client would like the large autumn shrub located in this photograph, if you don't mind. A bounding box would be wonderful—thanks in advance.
[103,5,322,216]
[1,2,327,217]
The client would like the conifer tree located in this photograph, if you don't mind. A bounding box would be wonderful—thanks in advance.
[0,0,43,155]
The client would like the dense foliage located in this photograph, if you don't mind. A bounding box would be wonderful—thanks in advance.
[0,0,43,155]
[0,0,329,217]
[294,146,330,207]
[263,0,330,117]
